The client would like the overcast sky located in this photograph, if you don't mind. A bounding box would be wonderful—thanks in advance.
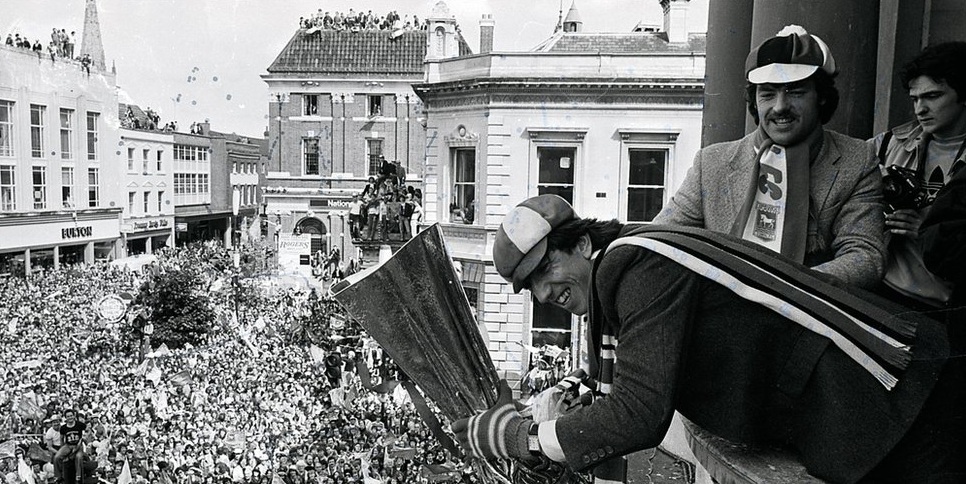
[2,0,708,138]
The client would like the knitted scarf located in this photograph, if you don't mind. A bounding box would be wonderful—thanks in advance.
[730,128,815,262]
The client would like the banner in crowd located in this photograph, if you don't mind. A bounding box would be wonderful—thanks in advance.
[18,457,36,484]
[420,464,458,482]
[168,370,192,387]
[0,440,15,459]
[277,234,311,271]
[389,447,416,460]
[15,394,44,421]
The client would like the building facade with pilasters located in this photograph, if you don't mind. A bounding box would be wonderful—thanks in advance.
[414,6,705,383]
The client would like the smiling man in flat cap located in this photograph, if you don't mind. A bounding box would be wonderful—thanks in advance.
[654,25,885,290]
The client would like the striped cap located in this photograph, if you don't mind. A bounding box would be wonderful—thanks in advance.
[746,25,836,84]
[493,195,577,293]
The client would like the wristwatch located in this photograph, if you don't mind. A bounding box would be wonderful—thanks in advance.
[527,422,542,457]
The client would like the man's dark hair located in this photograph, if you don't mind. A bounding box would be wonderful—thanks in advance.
[545,218,624,254]
[745,70,840,125]
[901,41,966,102]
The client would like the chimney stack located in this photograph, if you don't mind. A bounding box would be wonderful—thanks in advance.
[479,14,495,54]
[661,0,690,44]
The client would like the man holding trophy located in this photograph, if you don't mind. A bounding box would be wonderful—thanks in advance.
[452,194,965,484]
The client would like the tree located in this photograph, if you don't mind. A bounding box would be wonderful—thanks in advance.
[135,265,215,349]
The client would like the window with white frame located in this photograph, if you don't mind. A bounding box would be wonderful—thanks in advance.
[303,138,319,175]
[451,148,475,224]
[0,101,14,157]
[626,148,668,222]
[32,166,47,209]
[143,191,151,214]
[303,94,319,116]
[156,150,163,171]
[367,95,383,117]
[61,167,74,208]
[1,165,15,211]
[366,139,383,176]
[173,144,210,205]
[157,191,164,212]
[60,108,74,160]
[536,146,576,205]
[87,168,99,207]
[142,149,150,173]
[128,191,136,215]
[86,112,99,161]
[128,147,135,171]
[30,105,46,158]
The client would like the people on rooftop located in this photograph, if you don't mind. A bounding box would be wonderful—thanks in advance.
[300,9,425,33]
[5,28,79,63]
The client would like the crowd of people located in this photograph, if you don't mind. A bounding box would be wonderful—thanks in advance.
[123,106,175,132]
[348,157,423,243]
[299,10,426,33]
[4,29,91,73]
[0,241,476,484]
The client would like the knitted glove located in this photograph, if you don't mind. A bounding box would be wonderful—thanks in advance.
[452,380,531,460]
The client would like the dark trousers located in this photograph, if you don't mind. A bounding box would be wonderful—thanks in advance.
[366,214,379,240]
[860,358,966,483]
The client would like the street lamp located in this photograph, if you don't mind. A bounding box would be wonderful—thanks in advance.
[232,187,240,321]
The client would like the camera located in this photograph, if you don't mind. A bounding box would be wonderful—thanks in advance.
[882,165,930,211]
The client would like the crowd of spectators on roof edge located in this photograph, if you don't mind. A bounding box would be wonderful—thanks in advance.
[123,106,179,133]
[0,241,479,484]
[4,29,91,74]
[300,10,426,32]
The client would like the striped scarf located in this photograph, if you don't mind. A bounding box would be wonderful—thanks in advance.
[569,226,918,483]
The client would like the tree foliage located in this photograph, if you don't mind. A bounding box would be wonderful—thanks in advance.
[135,264,215,348]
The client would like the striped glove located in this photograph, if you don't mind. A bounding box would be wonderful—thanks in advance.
[452,380,531,460]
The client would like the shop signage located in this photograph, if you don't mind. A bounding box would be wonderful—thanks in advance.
[62,226,93,239]
[175,223,188,232]
[278,234,311,271]
[132,219,170,231]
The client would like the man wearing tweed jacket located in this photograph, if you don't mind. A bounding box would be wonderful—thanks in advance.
[654,26,885,289]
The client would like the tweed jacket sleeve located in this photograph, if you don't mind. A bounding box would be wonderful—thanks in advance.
[806,133,885,288]
[652,148,708,227]
[552,246,695,471]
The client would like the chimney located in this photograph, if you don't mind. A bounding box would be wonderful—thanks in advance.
[200,122,211,136]
[479,14,495,54]
[661,0,690,44]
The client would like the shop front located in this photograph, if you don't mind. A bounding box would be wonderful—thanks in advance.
[0,209,123,276]
[122,217,176,256]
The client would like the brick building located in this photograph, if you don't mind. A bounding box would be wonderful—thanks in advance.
[260,3,471,270]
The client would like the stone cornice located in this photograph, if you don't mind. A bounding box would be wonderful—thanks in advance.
[414,78,704,110]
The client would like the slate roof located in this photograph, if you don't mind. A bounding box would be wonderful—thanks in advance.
[267,28,472,76]
[118,103,157,130]
[534,32,706,54]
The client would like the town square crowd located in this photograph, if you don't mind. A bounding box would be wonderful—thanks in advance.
[0,241,474,484]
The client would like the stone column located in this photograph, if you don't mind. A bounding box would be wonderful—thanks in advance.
[701,0,755,147]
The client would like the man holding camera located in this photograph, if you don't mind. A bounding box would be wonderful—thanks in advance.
[872,42,966,348]
[655,26,886,289]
